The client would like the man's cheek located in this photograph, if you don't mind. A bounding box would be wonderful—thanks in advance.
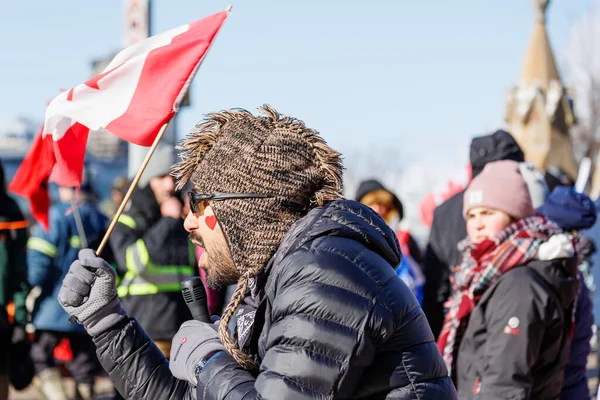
[205,215,217,230]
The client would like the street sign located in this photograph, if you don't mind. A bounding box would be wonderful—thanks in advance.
[123,0,150,47]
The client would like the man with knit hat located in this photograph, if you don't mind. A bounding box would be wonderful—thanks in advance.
[422,129,525,338]
[57,105,457,399]
[438,160,579,399]
[108,144,194,359]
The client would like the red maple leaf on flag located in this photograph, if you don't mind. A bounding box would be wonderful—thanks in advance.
[67,63,124,101]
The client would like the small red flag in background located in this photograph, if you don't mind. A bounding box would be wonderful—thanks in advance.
[8,126,55,231]
[419,163,471,228]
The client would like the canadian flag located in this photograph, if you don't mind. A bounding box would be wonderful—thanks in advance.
[43,8,230,186]
[9,9,229,230]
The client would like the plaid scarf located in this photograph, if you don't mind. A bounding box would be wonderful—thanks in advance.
[436,215,561,377]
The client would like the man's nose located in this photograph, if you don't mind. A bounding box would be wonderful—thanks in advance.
[183,211,199,232]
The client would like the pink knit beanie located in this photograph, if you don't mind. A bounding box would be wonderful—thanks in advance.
[463,160,534,219]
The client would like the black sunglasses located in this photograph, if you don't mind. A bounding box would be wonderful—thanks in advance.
[188,191,272,214]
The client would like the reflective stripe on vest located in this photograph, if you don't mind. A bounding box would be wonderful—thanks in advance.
[27,237,58,258]
[118,239,195,297]
[126,239,150,274]
[118,276,186,296]
[117,214,137,230]
[69,236,81,249]
[0,220,29,230]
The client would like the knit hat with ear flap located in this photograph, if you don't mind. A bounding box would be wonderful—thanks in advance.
[172,105,344,369]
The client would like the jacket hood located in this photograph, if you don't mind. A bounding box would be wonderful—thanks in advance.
[470,130,525,178]
[537,186,597,231]
[354,179,404,221]
[272,199,402,269]
[527,257,580,310]
[534,232,580,309]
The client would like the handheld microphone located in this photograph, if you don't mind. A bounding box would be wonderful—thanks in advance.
[181,277,211,323]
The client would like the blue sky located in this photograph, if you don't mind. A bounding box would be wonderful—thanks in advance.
[0,0,593,167]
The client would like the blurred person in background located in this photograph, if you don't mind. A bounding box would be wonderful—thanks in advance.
[109,146,193,359]
[544,165,575,192]
[536,186,597,400]
[0,160,30,400]
[422,129,525,338]
[355,179,425,302]
[518,161,550,208]
[439,160,579,399]
[518,162,596,399]
[27,180,107,400]
[99,176,129,219]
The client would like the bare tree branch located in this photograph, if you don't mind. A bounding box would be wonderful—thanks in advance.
[563,1,600,163]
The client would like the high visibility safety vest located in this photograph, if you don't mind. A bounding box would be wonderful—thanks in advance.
[116,215,196,297]
[117,239,196,297]
[27,235,84,258]
[27,237,59,258]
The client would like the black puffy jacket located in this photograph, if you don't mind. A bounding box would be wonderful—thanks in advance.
[456,258,579,400]
[94,200,457,399]
[421,190,466,338]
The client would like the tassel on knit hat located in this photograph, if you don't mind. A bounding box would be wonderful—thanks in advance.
[172,105,344,369]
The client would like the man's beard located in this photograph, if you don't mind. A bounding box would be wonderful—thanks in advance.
[193,233,240,289]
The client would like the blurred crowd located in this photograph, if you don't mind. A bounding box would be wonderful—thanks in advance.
[1,128,599,399]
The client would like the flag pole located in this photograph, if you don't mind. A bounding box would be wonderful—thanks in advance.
[96,123,169,255]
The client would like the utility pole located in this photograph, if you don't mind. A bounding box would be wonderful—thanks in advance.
[124,0,178,181]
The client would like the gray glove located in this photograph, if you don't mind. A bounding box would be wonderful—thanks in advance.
[169,320,226,385]
[59,249,127,336]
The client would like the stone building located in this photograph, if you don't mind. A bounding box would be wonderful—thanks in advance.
[504,0,578,180]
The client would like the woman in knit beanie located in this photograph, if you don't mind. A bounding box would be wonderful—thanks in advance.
[438,160,580,400]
